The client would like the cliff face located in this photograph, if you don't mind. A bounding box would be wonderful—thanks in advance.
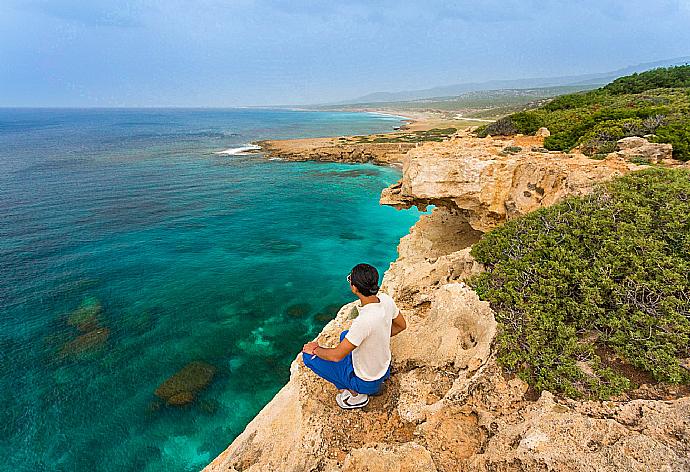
[205,133,690,472]
[381,131,633,232]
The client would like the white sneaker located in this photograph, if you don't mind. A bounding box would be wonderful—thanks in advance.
[336,390,369,409]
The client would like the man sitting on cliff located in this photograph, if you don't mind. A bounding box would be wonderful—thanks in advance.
[301,263,407,409]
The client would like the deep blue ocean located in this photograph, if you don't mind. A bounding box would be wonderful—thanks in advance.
[0,108,422,471]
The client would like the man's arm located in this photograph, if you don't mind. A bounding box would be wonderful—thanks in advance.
[302,338,357,362]
[391,312,406,337]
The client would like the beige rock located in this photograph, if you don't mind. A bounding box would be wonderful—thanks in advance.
[342,442,437,472]
[617,136,649,150]
[612,136,673,164]
[396,366,452,423]
[535,127,551,137]
[391,284,496,371]
[417,406,485,469]
[381,207,483,305]
[470,392,690,471]
[257,138,416,165]
[383,135,634,232]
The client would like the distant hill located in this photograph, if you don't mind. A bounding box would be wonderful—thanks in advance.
[337,57,690,105]
[319,85,596,117]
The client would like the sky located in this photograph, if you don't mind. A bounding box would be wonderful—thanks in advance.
[1,0,690,107]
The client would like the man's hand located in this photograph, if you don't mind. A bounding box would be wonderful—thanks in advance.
[302,341,319,355]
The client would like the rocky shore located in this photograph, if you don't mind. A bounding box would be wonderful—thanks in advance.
[256,137,417,165]
[205,128,689,471]
[254,113,469,165]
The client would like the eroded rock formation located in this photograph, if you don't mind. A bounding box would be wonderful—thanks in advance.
[204,133,688,472]
[381,131,636,232]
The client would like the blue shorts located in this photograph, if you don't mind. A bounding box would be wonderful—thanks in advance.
[302,330,391,395]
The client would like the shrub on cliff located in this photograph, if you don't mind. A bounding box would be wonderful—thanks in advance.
[476,117,517,137]
[653,120,690,161]
[577,118,648,156]
[476,112,545,137]
[471,168,690,399]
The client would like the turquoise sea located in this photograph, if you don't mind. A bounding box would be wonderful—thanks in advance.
[0,109,422,471]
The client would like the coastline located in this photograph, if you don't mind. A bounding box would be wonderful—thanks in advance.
[203,112,480,471]
[203,111,458,469]
[252,109,474,165]
[205,115,690,471]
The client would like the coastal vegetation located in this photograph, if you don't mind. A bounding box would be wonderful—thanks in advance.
[471,168,690,399]
[476,66,690,161]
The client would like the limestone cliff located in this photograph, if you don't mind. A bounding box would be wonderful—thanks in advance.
[204,133,689,472]
[380,131,634,232]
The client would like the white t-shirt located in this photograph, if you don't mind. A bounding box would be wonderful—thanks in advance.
[345,292,399,381]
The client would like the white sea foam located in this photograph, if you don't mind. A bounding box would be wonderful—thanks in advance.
[215,144,262,155]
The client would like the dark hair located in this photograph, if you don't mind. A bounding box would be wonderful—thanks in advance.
[349,263,380,296]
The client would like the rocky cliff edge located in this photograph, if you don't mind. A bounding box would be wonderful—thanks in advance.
[204,132,689,472]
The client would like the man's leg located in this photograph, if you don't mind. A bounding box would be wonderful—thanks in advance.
[336,330,359,395]
[302,331,355,392]
[302,353,351,390]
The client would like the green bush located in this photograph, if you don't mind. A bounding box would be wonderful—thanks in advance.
[470,168,690,399]
[544,130,581,151]
[653,120,690,161]
[510,111,544,134]
[476,117,518,137]
[478,112,545,137]
[475,124,489,136]
[543,90,605,111]
[502,146,522,154]
[604,65,690,94]
[577,118,645,156]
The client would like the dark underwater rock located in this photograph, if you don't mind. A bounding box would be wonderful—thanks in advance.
[261,239,302,253]
[286,303,311,318]
[67,298,103,332]
[61,327,110,357]
[314,303,343,322]
[155,361,216,406]
[339,231,364,240]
